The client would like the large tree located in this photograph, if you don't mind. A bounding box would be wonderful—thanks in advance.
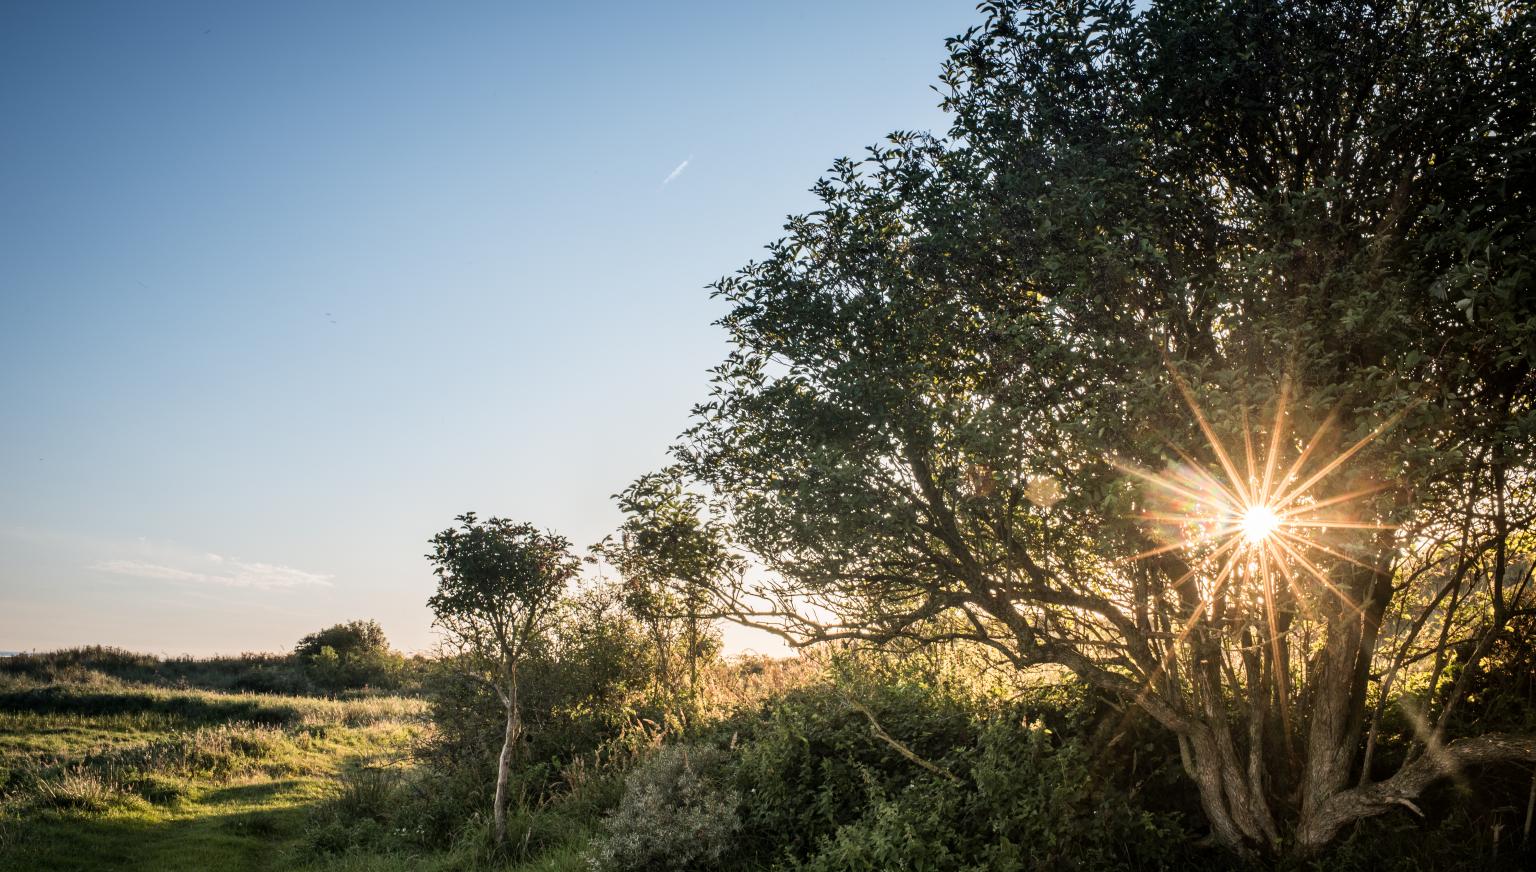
[426,513,579,848]
[680,0,1535,856]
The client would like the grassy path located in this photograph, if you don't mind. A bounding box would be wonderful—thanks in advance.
[8,775,328,872]
[0,686,425,872]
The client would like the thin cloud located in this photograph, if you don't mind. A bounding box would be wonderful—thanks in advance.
[662,155,693,185]
[91,556,332,590]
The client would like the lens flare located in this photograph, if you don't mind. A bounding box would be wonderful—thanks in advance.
[1120,375,1405,609]
[1114,376,1408,744]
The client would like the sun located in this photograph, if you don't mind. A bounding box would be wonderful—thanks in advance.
[1240,504,1281,545]
[1117,374,1407,623]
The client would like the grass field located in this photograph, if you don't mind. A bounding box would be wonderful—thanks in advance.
[0,672,428,872]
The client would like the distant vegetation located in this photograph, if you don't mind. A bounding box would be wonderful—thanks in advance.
[0,635,422,699]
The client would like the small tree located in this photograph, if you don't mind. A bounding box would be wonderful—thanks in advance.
[599,471,743,706]
[426,512,579,847]
[294,619,389,661]
[294,619,400,691]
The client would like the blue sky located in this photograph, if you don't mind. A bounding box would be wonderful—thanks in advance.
[0,0,975,655]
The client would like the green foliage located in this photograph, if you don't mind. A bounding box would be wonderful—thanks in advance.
[589,744,741,872]
[295,621,391,662]
[792,718,1184,872]
[717,667,1195,872]
[729,675,979,862]
[426,514,580,667]
[597,470,742,708]
[295,622,406,693]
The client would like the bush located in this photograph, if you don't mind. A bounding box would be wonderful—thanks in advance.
[791,717,1185,872]
[727,676,978,863]
[294,621,407,692]
[589,745,740,872]
[701,665,1201,872]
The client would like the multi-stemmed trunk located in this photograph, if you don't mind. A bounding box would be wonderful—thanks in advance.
[1157,560,1536,857]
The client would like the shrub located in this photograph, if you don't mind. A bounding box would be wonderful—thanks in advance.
[727,676,977,863]
[589,745,740,872]
[792,718,1185,872]
[295,621,406,692]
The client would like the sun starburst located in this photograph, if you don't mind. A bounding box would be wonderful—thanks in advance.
[1114,375,1409,735]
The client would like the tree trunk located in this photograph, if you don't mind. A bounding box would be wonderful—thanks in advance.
[492,678,521,847]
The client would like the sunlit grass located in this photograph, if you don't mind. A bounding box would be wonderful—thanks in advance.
[0,678,426,872]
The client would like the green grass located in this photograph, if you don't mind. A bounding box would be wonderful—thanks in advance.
[0,677,427,872]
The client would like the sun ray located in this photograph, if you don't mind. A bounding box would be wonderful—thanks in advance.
[1271,406,1340,507]
[1258,544,1293,741]
[1264,539,1320,624]
[1132,537,1249,708]
[1116,461,1233,508]
[1269,534,1363,615]
[1242,405,1258,496]
[1128,538,1209,561]
[1152,436,1251,509]
[1273,406,1411,510]
[1284,519,1398,532]
[1260,378,1290,501]
[1279,483,1392,519]
[1273,528,1382,574]
[1168,369,1255,506]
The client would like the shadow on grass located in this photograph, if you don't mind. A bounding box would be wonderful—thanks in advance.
[1,779,323,872]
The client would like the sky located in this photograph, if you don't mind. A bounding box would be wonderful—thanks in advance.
[0,0,976,656]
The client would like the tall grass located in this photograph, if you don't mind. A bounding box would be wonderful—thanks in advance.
[0,678,426,728]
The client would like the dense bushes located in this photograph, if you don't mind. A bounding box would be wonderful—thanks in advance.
[590,745,740,872]
[787,717,1183,872]
[583,660,1201,872]
[8,641,1530,870]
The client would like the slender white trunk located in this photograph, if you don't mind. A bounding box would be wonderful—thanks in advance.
[492,679,521,847]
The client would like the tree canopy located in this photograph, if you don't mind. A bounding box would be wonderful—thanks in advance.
[294,620,390,661]
[680,0,1535,855]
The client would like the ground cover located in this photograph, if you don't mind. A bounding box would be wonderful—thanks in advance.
[0,675,426,872]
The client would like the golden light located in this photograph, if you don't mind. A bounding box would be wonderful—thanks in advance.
[1116,374,1409,632]
[1240,504,1280,545]
[1113,375,1408,742]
